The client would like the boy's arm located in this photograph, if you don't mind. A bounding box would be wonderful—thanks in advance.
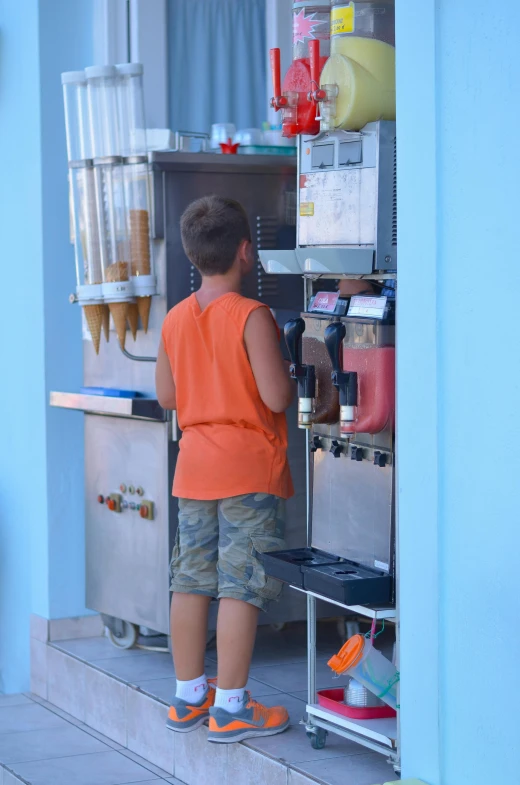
[155,339,177,410]
[244,307,294,414]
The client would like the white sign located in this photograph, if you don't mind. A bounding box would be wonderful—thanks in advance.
[348,295,387,320]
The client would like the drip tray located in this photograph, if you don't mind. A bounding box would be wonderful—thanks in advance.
[262,548,393,606]
[261,548,344,588]
[304,563,392,606]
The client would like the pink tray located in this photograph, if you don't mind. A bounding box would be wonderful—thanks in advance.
[317,689,397,720]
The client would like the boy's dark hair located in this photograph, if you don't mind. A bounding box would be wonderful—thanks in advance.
[180,195,251,276]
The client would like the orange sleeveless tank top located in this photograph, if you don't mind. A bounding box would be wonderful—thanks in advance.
[161,292,294,501]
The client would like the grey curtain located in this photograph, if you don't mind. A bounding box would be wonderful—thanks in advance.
[168,0,267,135]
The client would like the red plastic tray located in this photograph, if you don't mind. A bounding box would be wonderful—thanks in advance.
[317,689,397,720]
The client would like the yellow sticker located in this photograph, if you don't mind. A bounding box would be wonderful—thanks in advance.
[300,202,315,216]
[331,3,354,35]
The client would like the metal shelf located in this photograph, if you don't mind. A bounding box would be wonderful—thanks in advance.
[49,391,167,423]
[306,703,397,760]
[289,585,396,620]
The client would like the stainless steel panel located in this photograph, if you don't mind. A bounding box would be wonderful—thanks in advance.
[85,415,171,633]
[311,449,393,573]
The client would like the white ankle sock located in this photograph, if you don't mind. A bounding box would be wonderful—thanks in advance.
[214,687,245,714]
[175,674,208,704]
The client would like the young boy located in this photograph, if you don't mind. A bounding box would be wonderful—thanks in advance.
[155,195,294,743]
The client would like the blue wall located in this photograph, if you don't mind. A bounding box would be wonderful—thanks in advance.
[397,1,520,783]
[0,0,92,692]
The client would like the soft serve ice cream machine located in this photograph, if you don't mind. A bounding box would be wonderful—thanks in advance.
[262,0,399,763]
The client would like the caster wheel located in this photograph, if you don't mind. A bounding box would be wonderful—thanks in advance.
[307,728,327,750]
[106,621,137,650]
[270,622,286,632]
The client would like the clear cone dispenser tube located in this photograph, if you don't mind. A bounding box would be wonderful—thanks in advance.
[116,63,156,332]
[94,160,133,350]
[116,63,147,157]
[62,70,107,354]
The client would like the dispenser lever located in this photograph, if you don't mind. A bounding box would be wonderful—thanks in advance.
[284,318,316,429]
[308,39,326,108]
[324,322,358,423]
[270,48,287,110]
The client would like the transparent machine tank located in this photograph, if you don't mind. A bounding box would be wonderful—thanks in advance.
[270,1,331,137]
[86,65,133,350]
[62,70,107,354]
[319,0,395,130]
[116,63,156,336]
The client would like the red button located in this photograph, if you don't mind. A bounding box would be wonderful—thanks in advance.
[107,499,116,512]
[97,495,104,504]
[140,505,149,519]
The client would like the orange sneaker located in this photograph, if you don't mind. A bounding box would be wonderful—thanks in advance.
[208,693,289,743]
[166,678,216,733]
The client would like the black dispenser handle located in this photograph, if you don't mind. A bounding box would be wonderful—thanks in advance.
[324,321,358,408]
[284,318,316,400]
[284,318,305,367]
[324,322,346,373]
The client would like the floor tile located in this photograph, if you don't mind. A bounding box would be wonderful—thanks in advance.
[288,769,320,785]
[227,742,287,785]
[92,653,174,683]
[245,721,365,764]
[11,750,157,785]
[119,749,171,779]
[85,665,127,746]
[174,725,227,785]
[0,724,109,763]
[249,660,349,695]
[0,704,68,735]
[4,770,23,785]
[47,646,86,722]
[126,688,174,775]
[294,752,396,785]
[137,678,175,705]
[0,696,32,708]
[29,695,124,751]
[30,615,49,643]
[54,637,150,662]
[30,639,48,700]
[261,692,307,726]
[49,615,104,642]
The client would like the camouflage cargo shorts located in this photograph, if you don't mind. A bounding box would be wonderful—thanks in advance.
[169,493,286,612]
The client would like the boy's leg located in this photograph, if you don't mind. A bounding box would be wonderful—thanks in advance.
[170,593,212,680]
[216,597,259,689]
[167,499,219,732]
[209,494,289,742]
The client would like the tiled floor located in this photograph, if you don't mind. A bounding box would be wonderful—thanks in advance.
[0,694,184,785]
[47,621,397,785]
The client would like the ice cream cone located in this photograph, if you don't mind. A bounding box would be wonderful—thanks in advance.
[137,296,152,334]
[102,304,110,343]
[127,302,139,340]
[83,303,104,355]
[109,301,128,350]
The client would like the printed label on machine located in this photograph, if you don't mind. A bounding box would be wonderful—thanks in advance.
[348,295,387,320]
[310,292,340,313]
[331,4,355,35]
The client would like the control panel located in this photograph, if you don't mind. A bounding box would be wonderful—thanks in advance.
[97,482,155,520]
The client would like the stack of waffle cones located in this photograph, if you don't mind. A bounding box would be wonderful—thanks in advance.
[130,209,152,332]
[106,261,130,349]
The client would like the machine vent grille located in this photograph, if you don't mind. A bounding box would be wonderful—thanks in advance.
[256,215,280,300]
[392,140,397,246]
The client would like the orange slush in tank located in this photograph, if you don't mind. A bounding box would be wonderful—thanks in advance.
[320,1,395,131]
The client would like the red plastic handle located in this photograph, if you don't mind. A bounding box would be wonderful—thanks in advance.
[270,48,281,99]
[309,39,320,92]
